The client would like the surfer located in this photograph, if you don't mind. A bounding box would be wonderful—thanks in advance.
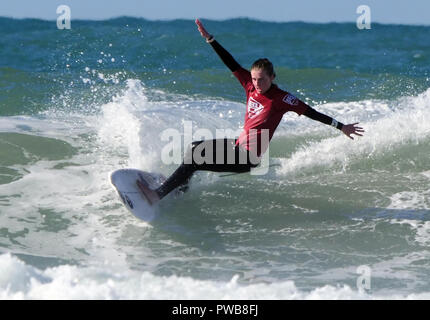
[137,19,364,204]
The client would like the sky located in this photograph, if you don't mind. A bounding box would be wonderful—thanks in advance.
[0,0,429,25]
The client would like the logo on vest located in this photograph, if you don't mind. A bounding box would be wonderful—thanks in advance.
[247,97,264,119]
[283,93,298,106]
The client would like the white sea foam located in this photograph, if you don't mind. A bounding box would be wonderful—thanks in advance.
[277,88,430,175]
[388,190,430,211]
[2,82,430,300]
[0,80,244,269]
[98,79,146,169]
[96,79,244,172]
[2,253,430,300]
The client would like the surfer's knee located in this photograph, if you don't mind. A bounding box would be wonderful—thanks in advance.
[183,140,204,164]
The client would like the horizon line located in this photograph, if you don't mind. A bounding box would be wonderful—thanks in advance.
[0,15,429,27]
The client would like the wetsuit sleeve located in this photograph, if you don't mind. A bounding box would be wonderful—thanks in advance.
[304,107,344,130]
[209,40,251,89]
[278,92,344,130]
[209,40,241,72]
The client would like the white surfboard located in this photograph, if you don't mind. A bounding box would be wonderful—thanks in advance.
[110,169,166,222]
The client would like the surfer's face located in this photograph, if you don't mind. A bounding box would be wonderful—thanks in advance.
[251,68,274,94]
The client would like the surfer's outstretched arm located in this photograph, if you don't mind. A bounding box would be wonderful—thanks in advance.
[195,18,364,141]
[303,106,364,140]
[195,19,241,72]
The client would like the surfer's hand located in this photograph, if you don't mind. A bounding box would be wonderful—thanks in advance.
[342,123,364,140]
[195,19,212,40]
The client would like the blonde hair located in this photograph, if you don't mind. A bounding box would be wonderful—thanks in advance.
[251,58,276,78]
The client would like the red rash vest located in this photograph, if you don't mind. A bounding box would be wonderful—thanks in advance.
[233,67,309,156]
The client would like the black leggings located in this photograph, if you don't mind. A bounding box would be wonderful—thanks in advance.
[155,139,259,199]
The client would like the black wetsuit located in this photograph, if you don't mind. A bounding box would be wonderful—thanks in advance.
[156,139,258,199]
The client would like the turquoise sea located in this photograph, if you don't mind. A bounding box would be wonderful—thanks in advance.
[1,17,430,299]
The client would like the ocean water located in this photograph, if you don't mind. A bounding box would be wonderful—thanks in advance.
[1,17,430,299]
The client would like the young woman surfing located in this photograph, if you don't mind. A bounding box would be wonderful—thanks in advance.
[137,19,364,204]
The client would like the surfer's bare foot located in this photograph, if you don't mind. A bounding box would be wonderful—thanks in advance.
[136,180,160,205]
